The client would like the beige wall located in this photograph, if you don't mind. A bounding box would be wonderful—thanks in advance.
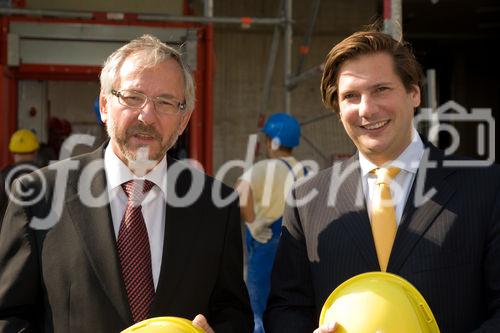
[211,0,377,184]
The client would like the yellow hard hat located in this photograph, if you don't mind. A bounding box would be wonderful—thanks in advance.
[9,129,40,154]
[319,272,440,333]
[121,317,205,333]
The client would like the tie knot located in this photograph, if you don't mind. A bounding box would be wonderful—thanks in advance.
[372,167,401,185]
[121,180,155,204]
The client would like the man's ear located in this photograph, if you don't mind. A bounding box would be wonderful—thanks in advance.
[99,92,108,124]
[177,110,193,135]
[410,84,421,108]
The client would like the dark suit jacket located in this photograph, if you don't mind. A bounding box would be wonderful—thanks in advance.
[0,145,253,333]
[0,161,42,230]
[264,144,500,333]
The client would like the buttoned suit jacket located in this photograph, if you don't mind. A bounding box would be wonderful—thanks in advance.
[0,144,253,333]
[264,143,500,333]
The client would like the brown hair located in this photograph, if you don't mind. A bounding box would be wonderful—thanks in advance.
[320,30,423,113]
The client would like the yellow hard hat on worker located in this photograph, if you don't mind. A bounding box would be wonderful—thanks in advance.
[121,317,204,333]
[320,272,440,333]
[8,129,40,154]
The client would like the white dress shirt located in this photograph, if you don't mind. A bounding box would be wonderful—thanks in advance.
[104,145,167,290]
[360,127,425,226]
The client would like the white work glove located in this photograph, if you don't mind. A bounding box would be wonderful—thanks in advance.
[246,220,273,243]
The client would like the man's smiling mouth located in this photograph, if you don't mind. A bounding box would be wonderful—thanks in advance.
[361,120,390,130]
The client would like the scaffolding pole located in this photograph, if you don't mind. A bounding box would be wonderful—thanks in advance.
[204,0,213,17]
[283,0,293,114]
[203,0,215,174]
[141,14,285,26]
[383,0,403,40]
[287,63,323,90]
[301,134,329,163]
[295,0,321,77]
[426,69,439,146]
[0,8,286,26]
[286,0,322,91]
[260,0,285,120]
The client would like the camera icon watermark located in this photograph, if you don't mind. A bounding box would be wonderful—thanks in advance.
[414,100,495,167]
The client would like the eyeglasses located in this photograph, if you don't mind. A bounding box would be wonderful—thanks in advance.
[111,89,186,115]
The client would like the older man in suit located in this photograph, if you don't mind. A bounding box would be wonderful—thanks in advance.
[0,34,252,333]
[264,30,500,333]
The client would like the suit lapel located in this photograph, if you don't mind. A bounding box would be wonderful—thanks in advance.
[67,146,132,324]
[150,157,200,315]
[389,145,457,272]
[333,156,380,270]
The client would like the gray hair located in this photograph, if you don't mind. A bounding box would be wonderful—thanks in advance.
[100,34,195,112]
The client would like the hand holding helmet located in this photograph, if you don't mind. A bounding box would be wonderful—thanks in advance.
[318,272,440,333]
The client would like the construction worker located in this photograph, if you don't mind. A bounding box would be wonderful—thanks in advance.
[236,113,307,333]
[0,129,41,225]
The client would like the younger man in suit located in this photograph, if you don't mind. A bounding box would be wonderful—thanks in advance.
[264,29,500,333]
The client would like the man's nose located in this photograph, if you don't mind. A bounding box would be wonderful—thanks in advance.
[358,95,376,118]
[137,98,157,124]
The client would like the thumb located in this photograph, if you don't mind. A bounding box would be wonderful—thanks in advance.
[192,314,214,333]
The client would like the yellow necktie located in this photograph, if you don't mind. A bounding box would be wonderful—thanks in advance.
[371,167,401,272]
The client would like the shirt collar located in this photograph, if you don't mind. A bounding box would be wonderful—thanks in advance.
[359,126,424,177]
[104,143,167,198]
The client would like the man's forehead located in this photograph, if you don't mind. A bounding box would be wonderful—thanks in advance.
[119,55,181,77]
[338,56,399,88]
[119,57,156,77]
[116,56,184,95]
[119,56,142,75]
[338,72,395,90]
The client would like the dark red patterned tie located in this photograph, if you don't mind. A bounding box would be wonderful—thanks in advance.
[117,179,155,323]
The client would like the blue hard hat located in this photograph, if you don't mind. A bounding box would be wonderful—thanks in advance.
[93,97,102,125]
[261,113,301,148]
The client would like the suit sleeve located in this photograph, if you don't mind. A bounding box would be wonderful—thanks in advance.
[264,188,316,333]
[473,181,500,332]
[209,197,254,333]
[0,179,42,332]
[0,172,8,230]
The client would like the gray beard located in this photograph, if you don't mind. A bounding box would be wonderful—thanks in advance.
[107,119,179,163]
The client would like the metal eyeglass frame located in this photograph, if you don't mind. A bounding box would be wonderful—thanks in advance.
[111,89,186,115]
